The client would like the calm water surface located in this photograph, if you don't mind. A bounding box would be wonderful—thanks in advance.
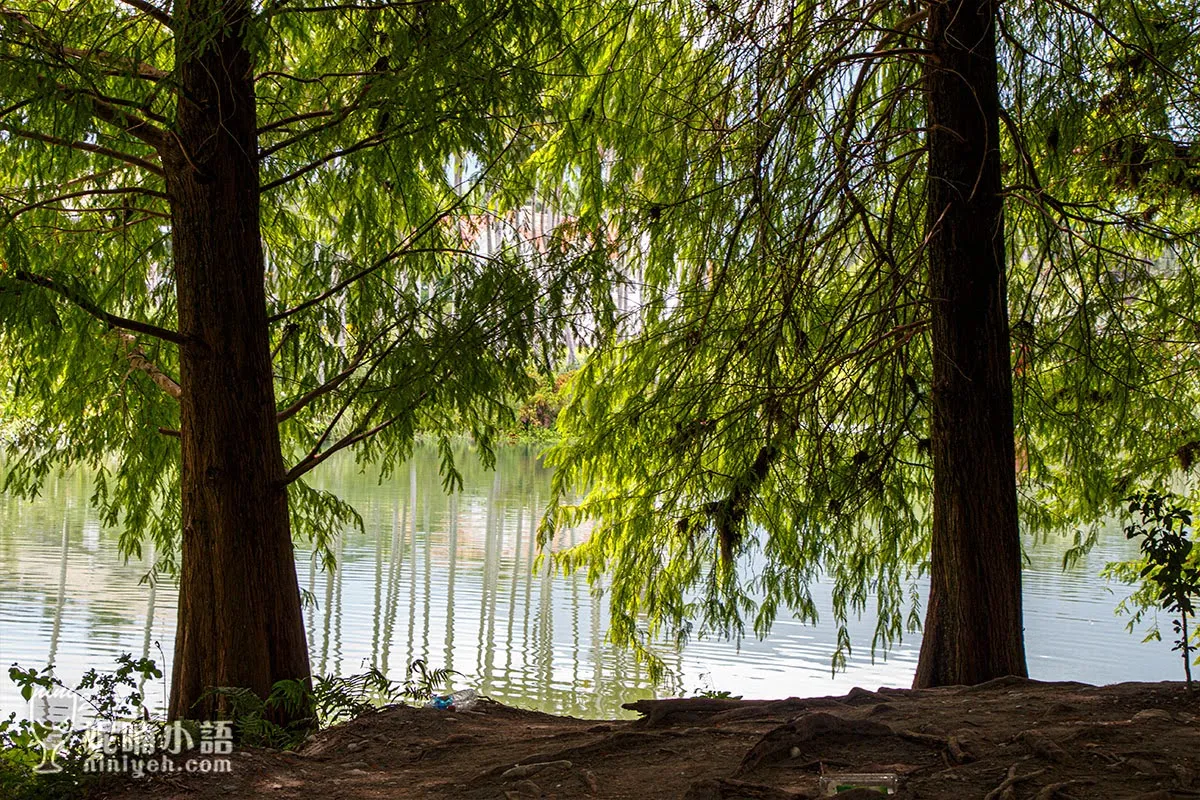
[0,444,1181,720]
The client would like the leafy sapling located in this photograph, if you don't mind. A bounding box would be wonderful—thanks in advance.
[1122,490,1200,691]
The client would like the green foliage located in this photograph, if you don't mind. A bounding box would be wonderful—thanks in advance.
[399,658,459,703]
[690,677,742,701]
[2,655,162,800]
[504,368,576,443]
[536,0,1200,676]
[0,0,620,571]
[1104,489,1200,688]
[8,655,162,718]
[1,654,459,800]
[205,659,458,748]
[3,0,1200,694]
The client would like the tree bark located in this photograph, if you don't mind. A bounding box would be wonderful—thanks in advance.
[914,0,1028,687]
[164,0,311,720]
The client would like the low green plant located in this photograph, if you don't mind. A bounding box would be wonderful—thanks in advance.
[3,654,460,799]
[507,368,575,442]
[204,659,458,749]
[400,658,458,702]
[1103,489,1200,691]
[2,655,162,800]
[690,673,741,700]
[199,685,310,749]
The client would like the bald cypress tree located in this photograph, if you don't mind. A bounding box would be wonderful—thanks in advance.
[541,0,1200,684]
[916,0,1026,686]
[0,0,604,720]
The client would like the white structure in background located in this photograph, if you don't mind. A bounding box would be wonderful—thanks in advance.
[454,195,644,364]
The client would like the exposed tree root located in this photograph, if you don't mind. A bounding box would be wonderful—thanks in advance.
[623,697,847,728]
[472,731,668,783]
[1018,729,1069,763]
[1034,779,1094,799]
[735,712,893,775]
[896,729,974,764]
[985,764,1047,800]
[683,777,811,800]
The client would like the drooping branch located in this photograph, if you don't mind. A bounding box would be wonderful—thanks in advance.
[0,8,170,78]
[57,45,169,81]
[114,331,181,399]
[267,233,436,323]
[274,327,391,422]
[266,1,431,14]
[260,130,395,191]
[255,71,383,156]
[283,395,423,484]
[286,323,415,450]
[116,0,175,29]
[10,270,184,344]
[280,253,590,485]
[274,326,399,423]
[275,317,423,424]
[72,89,168,150]
[257,97,368,159]
[258,87,467,190]
[705,443,780,565]
[257,107,336,135]
[27,213,164,235]
[269,321,299,361]
[276,362,358,423]
[267,138,516,322]
[0,124,164,176]
[1042,0,1200,100]
[889,8,929,38]
[59,168,122,188]
[281,326,416,479]
[3,186,169,220]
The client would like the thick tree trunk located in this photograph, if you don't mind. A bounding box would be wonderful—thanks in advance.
[914,0,1028,687]
[164,1,311,720]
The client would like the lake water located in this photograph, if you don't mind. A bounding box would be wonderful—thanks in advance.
[0,444,1182,721]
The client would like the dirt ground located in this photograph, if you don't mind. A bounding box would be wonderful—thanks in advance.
[90,677,1199,799]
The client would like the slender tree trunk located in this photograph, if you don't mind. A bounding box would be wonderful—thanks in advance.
[164,0,311,720]
[1183,611,1192,691]
[914,0,1028,687]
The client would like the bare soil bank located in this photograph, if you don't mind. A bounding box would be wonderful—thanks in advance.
[92,677,1199,799]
